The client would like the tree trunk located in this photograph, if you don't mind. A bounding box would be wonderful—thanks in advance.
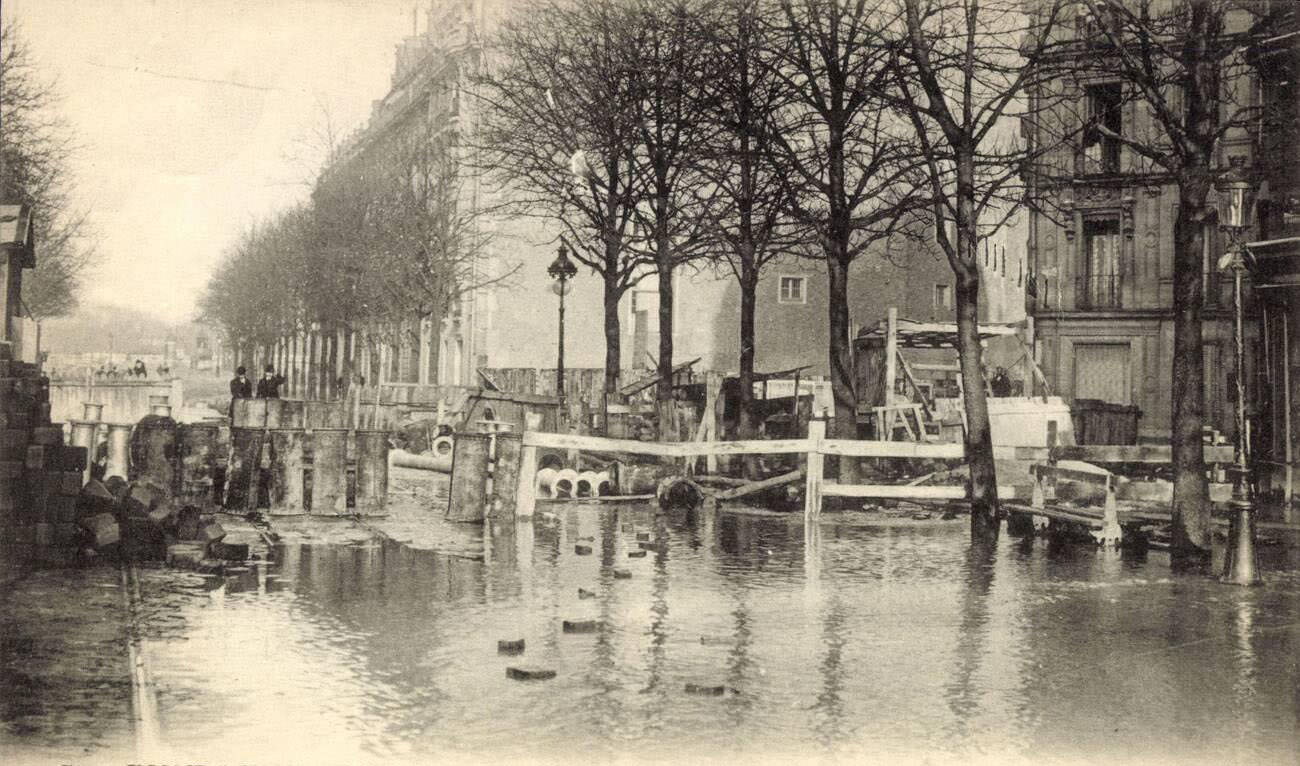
[656,243,676,441]
[955,266,999,538]
[602,273,622,435]
[954,154,999,539]
[1170,182,1212,561]
[825,254,858,483]
[738,262,760,478]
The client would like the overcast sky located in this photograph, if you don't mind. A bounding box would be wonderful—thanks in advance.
[2,0,422,323]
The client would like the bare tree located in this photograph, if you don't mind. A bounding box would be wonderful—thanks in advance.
[1047,0,1279,559]
[767,0,923,475]
[476,0,651,406]
[890,0,1070,536]
[623,0,728,432]
[0,23,97,318]
[700,0,802,455]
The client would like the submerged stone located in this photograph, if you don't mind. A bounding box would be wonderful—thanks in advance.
[627,550,646,558]
[562,619,599,634]
[612,569,632,579]
[498,639,526,655]
[506,667,555,681]
[577,588,596,599]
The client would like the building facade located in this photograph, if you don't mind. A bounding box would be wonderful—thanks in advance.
[1024,6,1280,442]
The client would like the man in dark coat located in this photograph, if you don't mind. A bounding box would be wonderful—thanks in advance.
[229,366,252,420]
[256,364,285,399]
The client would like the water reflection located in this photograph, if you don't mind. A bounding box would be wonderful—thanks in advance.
[16,505,1290,765]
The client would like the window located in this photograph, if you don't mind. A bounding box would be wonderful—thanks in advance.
[1082,83,1123,174]
[1080,217,1121,308]
[778,276,806,304]
[934,283,952,310]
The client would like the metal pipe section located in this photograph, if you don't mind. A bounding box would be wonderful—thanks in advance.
[70,420,98,486]
[105,423,132,480]
[389,448,452,473]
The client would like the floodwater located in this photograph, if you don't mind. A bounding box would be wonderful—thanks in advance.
[3,484,1300,766]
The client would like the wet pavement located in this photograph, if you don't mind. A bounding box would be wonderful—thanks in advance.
[2,469,1299,765]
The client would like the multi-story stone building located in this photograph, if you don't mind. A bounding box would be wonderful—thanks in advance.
[1024,4,1282,442]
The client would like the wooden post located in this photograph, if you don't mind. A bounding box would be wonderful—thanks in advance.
[884,307,898,407]
[514,412,542,518]
[804,419,826,524]
[704,371,720,474]
[1284,315,1293,510]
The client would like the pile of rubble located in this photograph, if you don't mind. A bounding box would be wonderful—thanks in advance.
[77,478,251,571]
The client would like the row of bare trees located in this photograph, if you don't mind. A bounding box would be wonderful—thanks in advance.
[199,116,503,388]
[477,0,1287,552]
[475,0,1066,530]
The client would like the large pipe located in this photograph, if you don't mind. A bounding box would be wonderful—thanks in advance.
[536,467,560,498]
[104,423,132,480]
[576,471,612,497]
[553,468,579,499]
[70,420,97,487]
[389,448,452,473]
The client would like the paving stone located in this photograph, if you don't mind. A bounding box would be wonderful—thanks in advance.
[562,619,599,634]
[497,639,526,655]
[506,667,555,681]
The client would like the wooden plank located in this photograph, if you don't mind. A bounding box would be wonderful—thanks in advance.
[821,439,965,459]
[1031,463,1115,486]
[884,307,898,407]
[823,483,1020,499]
[522,431,689,457]
[1051,445,1236,463]
[804,420,825,521]
[716,468,805,501]
[1285,315,1293,508]
[682,439,813,457]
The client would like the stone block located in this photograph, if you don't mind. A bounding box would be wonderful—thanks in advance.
[77,479,118,518]
[612,569,632,579]
[562,619,599,634]
[684,683,732,697]
[506,667,555,681]
[577,588,596,599]
[208,541,249,561]
[60,471,83,495]
[24,444,46,470]
[0,460,21,480]
[497,639,526,655]
[50,495,77,524]
[165,542,207,569]
[57,446,87,472]
[54,523,78,546]
[197,521,226,543]
[0,429,28,459]
[175,505,202,540]
[31,426,63,447]
[574,544,592,555]
[627,550,647,558]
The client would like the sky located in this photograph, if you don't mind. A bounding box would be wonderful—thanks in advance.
[1,0,423,323]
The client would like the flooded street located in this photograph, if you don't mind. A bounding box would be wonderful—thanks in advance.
[3,472,1298,765]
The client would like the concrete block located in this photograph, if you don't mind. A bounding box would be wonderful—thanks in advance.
[497,639,526,655]
[628,550,647,558]
[577,588,596,599]
[562,619,599,634]
[574,544,592,555]
[506,667,555,681]
[77,479,118,518]
[612,569,632,579]
[31,426,63,446]
[0,460,21,480]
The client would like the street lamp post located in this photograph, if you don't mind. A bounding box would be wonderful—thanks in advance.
[1216,159,1261,586]
[548,241,578,418]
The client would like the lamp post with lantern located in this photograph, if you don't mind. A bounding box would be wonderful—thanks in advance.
[548,240,578,416]
[1216,157,1262,586]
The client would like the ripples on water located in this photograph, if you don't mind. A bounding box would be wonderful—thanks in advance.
[4,494,1299,766]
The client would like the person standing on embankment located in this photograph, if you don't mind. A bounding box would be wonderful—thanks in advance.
[229,365,251,419]
[256,364,284,399]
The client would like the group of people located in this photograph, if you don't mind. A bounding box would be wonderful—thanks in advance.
[95,359,167,380]
[230,364,285,401]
